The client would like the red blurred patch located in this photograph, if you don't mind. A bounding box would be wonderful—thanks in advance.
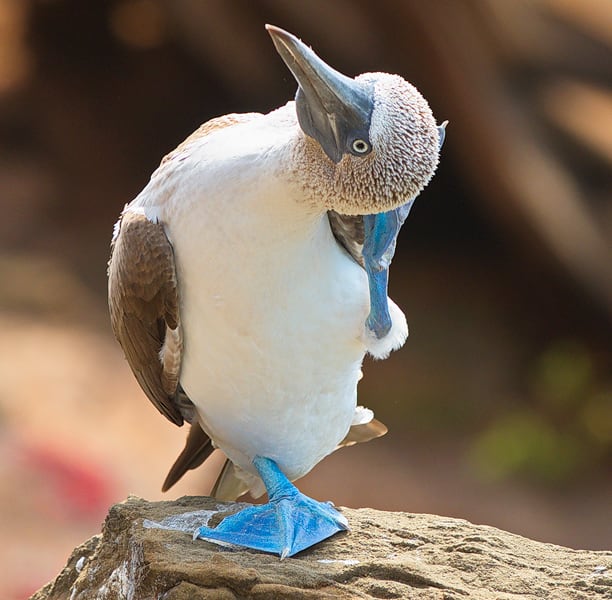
[18,440,116,520]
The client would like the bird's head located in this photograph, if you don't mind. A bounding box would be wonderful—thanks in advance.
[267,25,445,215]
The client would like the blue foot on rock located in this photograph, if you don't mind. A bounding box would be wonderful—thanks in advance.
[194,456,349,558]
[363,201,414,339]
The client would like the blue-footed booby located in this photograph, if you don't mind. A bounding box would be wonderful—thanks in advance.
[108,25,445,558]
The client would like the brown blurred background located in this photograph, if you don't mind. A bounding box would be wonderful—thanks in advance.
[0,0,611,597]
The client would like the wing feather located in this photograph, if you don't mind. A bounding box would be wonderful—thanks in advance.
[327,210,365,267]
[162,421,214,492]
[110,111,266,488]
[108,210,184,425]
[339,418,388,447]
[210,459,251,501]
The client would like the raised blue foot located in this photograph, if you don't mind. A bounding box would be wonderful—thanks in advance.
[362,121,446,339]
[194,456,349,558]
[363,201,414,339]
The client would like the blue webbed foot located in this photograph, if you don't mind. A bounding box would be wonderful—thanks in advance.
[362,201,414,339]
[194,457,348,558]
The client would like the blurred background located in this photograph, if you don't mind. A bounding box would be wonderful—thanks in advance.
[0,0,610,597]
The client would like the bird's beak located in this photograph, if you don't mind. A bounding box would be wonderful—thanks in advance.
[266,24,374,164]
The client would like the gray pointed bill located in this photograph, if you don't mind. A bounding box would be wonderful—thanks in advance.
[266,24,374,164]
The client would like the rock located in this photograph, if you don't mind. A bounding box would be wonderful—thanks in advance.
[30,496,611,600]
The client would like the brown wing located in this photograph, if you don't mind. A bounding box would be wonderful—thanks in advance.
[110,111,263,487]
[162,420,214,492]
[108,210,184,425]
[327,210,365,267]
[339,418,388,447]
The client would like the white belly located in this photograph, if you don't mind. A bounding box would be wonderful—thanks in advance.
[166,190,370,481]
[131,109,408,486]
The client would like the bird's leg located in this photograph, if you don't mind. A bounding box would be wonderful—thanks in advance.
[363,261,391,338]
[362,200,414,339]
[194,456,348,558]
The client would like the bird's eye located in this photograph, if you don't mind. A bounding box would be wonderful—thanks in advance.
[351,139,370,155]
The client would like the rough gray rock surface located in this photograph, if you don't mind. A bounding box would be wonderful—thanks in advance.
[31,496,611,599]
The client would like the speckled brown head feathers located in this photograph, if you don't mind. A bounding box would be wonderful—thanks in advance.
[291,72,441,215]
